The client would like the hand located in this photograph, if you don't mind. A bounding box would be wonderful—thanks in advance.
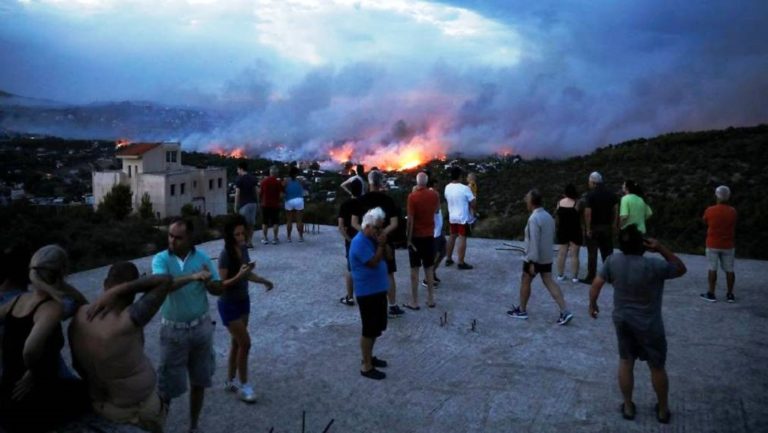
[264,281,274,291]
[86,290,118,321]
[237,263,254,278]
[643,238,661,252]
[377,233,388,244]
[589,302,599,319]
[194,270,212,282]
[408,242,417,252]
[12,370,34,401]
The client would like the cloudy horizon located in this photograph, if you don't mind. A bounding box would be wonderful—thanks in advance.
[1,0,767,164]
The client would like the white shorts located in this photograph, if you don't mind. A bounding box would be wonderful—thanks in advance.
[285,197,304,211]
[706,248,735,273]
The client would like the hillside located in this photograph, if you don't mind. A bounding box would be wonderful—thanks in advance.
[469,124,768,259]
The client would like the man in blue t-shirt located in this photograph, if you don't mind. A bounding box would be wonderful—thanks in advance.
[151,218,222,433]
[349,207,391,380]
[588,225,686,424]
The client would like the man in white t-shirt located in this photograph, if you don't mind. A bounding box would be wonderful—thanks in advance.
[444,166,476,270]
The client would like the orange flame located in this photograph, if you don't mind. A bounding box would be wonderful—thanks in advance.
[207,145,247,159]
[329,129,447,172]
[115,138,131,149]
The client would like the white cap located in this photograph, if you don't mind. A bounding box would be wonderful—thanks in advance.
[715,185,731,201]
[589,171,603,183]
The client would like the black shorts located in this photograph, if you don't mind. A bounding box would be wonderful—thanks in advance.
[262,207,280,227]
[408,237,435,268]
[434,235,446,260]
[522,261,552,276]
[614,320,667,368]
[385,243,397,274]
[344,240,351,272]
[357,292,388,338]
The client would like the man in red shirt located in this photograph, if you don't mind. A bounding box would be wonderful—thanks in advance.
[701,185,737,303]
[404,172,440,309]
[260,166,284,245]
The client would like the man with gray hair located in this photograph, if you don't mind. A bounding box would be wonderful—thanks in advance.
[508,189,574,325]
[582,171,619,284]
[405,172,440,309]
[349,207,392,380]
[701,185,737,302]
[353,170,404,317]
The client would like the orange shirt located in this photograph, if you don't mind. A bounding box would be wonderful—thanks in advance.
[703,204,737,249]
[407,187,439,238]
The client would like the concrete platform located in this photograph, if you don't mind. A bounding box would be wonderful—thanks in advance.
[64,225,768,433]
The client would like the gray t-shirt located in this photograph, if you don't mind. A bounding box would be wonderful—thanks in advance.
[219,246,250,303]
[599,253,678,330]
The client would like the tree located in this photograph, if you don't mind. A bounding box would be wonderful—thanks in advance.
[181,203,201,217]
[138,192,154,220]
[98,184,132,220]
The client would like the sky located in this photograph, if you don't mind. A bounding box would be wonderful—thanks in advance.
[1,0,767,163]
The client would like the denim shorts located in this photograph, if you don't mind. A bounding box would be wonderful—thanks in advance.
[158,317,215,399]
[706,248,735,272]
[238,203,259,226]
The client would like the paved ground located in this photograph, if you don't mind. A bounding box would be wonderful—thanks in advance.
[62,225,768,433]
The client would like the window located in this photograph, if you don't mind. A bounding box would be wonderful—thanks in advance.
[171,151,177,163]
[193,180,197,188]
[128,165,132,178]
[209,179,213,190]
[166,151,172,162]
[170,184,176,196]
[180,183,186,195]
[218,178,222,188]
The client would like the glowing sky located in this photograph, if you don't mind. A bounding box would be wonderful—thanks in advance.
[1,0,767,159]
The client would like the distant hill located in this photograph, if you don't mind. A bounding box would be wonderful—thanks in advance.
[470,124,768,260]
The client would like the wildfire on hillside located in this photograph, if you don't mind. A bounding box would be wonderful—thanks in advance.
[329,133,447,172]
[208,145,247,159]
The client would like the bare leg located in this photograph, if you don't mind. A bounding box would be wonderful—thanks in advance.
[272,223,279,241]
[409,267,419,307]
[297,210,304,240]
[425,266,435,305]
[245,224,254,247]
[570,243,580,279]
[726,272,735,294]
[586,241,598,281]
[262,224,268,241]
[387,273,397,306]
[345,272,353,299]
[519,272,533,311]
[457,235,468,264]
[360,336,375,371]
[190,386,205,431]
[286,211,294,240]
[227,336,238,382]
[708,270,717,295]
[618,358,635,408]
[541,272,567,311]
[650,366,670,417]
[556,245,567,276]
[446,233,457,262]
[227,317,251,385]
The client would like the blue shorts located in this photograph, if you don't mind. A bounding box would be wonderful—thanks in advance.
[217,298,251,327]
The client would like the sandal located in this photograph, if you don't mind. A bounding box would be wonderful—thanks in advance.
[655,403,671,424]
[620,402,636,420]
[402,303,420,311]
[426,302,436,308]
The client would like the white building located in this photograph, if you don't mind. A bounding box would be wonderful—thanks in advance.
[92,142,227,219]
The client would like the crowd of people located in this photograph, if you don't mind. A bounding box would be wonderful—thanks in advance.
[0,162,739,431]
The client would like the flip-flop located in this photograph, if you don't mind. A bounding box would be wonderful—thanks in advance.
[655,403,671,424]
[620,402,636,420]
[402,304,421,311]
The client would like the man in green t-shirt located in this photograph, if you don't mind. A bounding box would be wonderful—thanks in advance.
[619,180,652,233]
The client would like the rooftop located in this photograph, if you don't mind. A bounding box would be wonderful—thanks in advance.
[115,142,162,157]
[64,226,767,433]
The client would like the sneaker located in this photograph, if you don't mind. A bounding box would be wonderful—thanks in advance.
[246,243,255,249]
[371,357,388,368]
[238,383,257,403]
[578,278,593,285]
[286,238,292,243]
[699,292,717,303]
[388,305,405,317]
[340,296,355,306]
[272,239,279,245]
[360,368,386,380]
[298,237,304,242]
[261,239,269,245]
[457,262,474,270]
[224,379,240,393]
[445,258,455,266]
[421,279,439,287]
[506,306,528,320]
[556,275,566,282]
[726,293,735,303]
[434,276,441,284]
[557,311,574,326]
[571,278,580,284]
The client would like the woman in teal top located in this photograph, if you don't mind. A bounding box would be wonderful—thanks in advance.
[620,180,653,234]
[283,166,306,242]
